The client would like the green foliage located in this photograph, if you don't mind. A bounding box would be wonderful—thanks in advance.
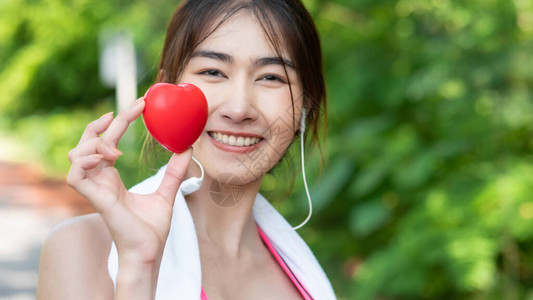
[2,0,533,299]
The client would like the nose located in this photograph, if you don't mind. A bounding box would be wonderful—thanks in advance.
[217,74,258,124]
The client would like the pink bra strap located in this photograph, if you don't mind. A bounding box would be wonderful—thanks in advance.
[257,226,313,300]
[200,287,208,300]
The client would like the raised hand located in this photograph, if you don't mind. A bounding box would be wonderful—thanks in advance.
[66,98,192,266]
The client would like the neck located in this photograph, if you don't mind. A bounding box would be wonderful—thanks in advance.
[183,166,263,259]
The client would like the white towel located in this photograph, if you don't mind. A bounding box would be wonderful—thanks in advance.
[108,165,337,299]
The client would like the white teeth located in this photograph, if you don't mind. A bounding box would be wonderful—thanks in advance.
[211,132,261,147]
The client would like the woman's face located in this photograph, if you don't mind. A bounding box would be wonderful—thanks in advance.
[179,11,303,185]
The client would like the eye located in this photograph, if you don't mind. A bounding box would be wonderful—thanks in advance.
[261,74,287,84]
[199,69,225,77]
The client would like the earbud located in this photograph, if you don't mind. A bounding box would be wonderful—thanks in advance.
[181,155,204,196]
[300,108,306,134]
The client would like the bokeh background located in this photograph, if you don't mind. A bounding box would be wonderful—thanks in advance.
[1,0,533,299]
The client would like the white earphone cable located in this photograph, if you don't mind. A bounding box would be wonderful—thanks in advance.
[291,109,313,230]
[191,155,204,181]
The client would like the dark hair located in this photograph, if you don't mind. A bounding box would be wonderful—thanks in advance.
[146,0,326,164]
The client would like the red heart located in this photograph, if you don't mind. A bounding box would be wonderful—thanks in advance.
[142,83,208,153]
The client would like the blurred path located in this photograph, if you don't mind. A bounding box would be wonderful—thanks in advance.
[0,162,94,299]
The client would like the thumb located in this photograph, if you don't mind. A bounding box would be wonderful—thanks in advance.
[156,148,193,204]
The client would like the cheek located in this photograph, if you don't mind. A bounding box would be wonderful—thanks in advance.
[258,88,299,120]
[261,88,303,134]
[265,87,293,107]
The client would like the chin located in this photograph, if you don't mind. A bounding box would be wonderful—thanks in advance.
[203,163,265,187]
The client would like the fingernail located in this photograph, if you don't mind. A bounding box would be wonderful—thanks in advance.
[89,154,104,159]
[114,148,123,156]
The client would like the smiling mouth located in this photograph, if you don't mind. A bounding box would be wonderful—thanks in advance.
[208,131,263,147]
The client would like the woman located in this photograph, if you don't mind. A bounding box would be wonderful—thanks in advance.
[37,0,336,299]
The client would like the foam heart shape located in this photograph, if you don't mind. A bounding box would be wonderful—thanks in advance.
[142,83,208,153]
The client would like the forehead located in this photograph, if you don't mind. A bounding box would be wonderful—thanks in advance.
[195,10,291,60]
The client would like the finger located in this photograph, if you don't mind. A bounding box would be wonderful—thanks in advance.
[68,137,122,163]
[101,98,145,148]
[79,112,114,144]
[66,154,104,190]
[156,149,193,204]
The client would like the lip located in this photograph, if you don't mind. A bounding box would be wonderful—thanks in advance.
[207,131,264,154]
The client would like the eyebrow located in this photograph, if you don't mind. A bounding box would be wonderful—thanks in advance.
[191,50,295,69]
[255,56,295,69]
[191,50,233,63]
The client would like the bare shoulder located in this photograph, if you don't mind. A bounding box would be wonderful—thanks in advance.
[36,213,114,299]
